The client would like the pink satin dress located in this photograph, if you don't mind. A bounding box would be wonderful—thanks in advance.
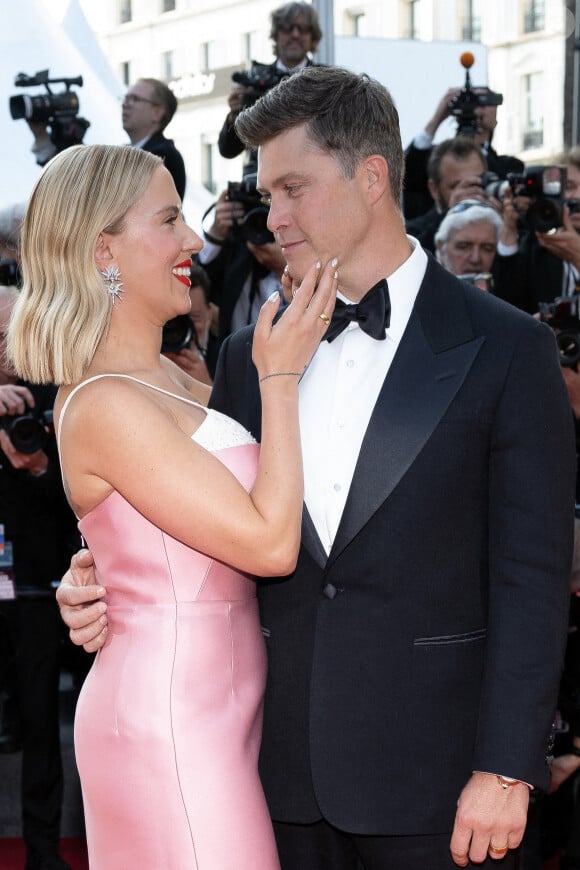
[59,375,280,870]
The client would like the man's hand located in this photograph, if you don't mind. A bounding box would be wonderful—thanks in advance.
[0,383,34,416]
[447,176,489,210]
[425,88,461,138]
[206,190,245,243]
[450,772,529,865]
[536,207,580,269]
[549,752,580,792]
[163,348,212,385]
[56,549,108,653]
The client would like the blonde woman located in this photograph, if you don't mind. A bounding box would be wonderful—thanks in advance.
[9,143,336,869]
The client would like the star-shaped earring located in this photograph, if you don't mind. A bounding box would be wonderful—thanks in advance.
[100,265,124,302]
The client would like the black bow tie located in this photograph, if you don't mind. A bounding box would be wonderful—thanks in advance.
[324,279,390,343]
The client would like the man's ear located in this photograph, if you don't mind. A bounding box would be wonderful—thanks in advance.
[94,233,114,271]
[364,155,389,204]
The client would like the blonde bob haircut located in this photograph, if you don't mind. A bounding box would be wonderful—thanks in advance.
[8,143,163,385]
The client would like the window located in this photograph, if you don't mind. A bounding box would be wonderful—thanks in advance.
[200,41,220,71]
[120,61,131,86]
[119,0,132,24]
[462,0,481,41]
[202,142,218,194]
[162,0,176,10]
[162,51,174,80]
[406,0,421,40]
[348,12,368,37]
[244,31,261,63]
[523,0,545,33]
[522,72,544,149]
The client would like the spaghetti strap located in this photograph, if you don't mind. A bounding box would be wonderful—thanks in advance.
[57,373,205,453]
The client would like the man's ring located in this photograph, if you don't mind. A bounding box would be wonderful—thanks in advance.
[489,843,509,855]
[319,312,330,324]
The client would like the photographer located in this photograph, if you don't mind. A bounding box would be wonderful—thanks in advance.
[0,375,82,870]
[404,83,524,220]
[405,136,489,253]
[198,188,286,342]
[25,75,186,199]
[494,149,580,314]
[218,1,322,178]
[162,262,218,384]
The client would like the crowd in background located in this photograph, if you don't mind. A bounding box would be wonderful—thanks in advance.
[0,2,579,869]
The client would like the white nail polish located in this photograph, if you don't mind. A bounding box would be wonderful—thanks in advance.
[267,290,279,303]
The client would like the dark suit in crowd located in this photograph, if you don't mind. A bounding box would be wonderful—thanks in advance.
[142,130,186,201]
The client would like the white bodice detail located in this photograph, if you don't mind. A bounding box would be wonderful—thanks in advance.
[58,373,256,452]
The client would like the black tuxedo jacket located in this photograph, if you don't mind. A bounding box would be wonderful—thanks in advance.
[210,256,575,835]
[142,131,186,200]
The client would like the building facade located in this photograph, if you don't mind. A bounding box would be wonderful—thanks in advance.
[79,0,575,221]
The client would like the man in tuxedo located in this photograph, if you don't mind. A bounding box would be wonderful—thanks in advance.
[57,67,575,869]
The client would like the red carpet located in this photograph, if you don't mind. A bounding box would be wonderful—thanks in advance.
[0,838,88,869]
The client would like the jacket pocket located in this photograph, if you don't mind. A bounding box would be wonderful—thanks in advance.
[413,627,487,647]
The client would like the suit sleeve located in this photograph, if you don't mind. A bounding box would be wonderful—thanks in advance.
[473,320,576,790]
[218,115,245,159]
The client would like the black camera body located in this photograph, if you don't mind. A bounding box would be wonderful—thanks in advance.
[9,69,90,153]
[507,165,568,233]
[0,259,21,288]
[226,174,273,245]
[0,409,53,455]
[539,296,580,369]
[448,55,503,138]
[232,62,287,109]
[161,314,196,354]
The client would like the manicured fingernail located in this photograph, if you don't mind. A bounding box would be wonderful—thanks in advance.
[331,258,338,267]
[334,271,338,279]
[315,261,321,269]
[267,290,279,302]
[284,264,289,274]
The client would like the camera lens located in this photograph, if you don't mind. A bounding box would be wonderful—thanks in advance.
[161,315,194,353]
[8,416,48,454]
[556,331,580,369]
[239,207,274,245]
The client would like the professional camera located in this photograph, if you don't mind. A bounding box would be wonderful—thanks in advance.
[231,62,287,109]
[0,408,53,454]
[161,314,197,354]
[539,296,580,369]
[0,259,21,288]
[227,174,274,245]
[506,165,568,233]
[9,69,90,153]
[448,53,503,138]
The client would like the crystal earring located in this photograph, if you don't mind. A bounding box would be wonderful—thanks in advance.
[100,265,124,302]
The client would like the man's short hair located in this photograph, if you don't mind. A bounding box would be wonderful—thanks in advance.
[434,201,503,247]
[139,78,178,131]
[235,66,404,206]
[427,137,486,186]
[270,2,322,51]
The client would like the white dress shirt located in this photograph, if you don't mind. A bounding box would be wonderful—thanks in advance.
[299,238,428,554]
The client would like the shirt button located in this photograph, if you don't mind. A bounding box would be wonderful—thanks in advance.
[346,359,355,368]
[333,483,342,492]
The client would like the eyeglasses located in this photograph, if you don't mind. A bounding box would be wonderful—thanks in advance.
[447,200,497,216]
[121,93,159,107]
[278,22,312,34]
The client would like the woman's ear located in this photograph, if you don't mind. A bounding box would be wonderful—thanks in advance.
[94,232,114,271]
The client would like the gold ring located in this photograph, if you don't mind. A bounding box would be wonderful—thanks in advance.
[319,312,330,324]
[489,843,509,855]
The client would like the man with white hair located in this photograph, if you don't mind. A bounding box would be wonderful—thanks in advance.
[434,200,504,289]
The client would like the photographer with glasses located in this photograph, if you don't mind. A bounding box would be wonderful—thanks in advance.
[218,2,322,179]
